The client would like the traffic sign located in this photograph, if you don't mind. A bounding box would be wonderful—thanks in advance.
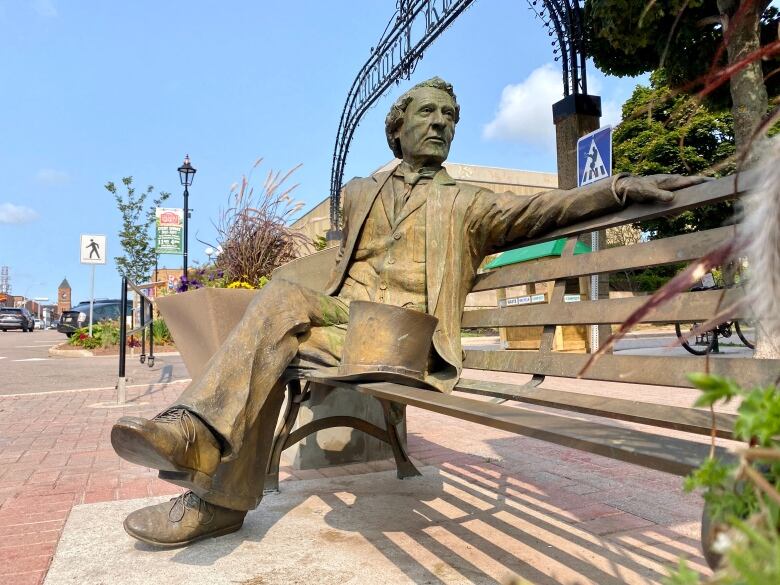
[577,125,613,354]
[577,126,612,187]
[80,234,107,265]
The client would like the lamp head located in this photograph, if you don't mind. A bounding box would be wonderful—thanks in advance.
[178,154,197,187]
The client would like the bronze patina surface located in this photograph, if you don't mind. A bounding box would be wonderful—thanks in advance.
[316,301,439,388]
[111,76,704,546]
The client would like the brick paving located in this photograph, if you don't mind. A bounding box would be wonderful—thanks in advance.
[0,375,719,584]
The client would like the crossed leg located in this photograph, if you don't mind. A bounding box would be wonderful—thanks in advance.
[111,279,350,546]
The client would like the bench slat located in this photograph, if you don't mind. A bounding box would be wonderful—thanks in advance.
[463,350,780,389]
[474,227,733,291]
[455,378,736,438]
[304,376,736,476]
[462,289,743,327]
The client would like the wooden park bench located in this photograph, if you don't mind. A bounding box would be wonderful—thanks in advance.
[265,170,779,499]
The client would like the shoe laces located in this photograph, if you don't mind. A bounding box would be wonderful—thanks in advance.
[168,491,215,524]
[152,408,197,452]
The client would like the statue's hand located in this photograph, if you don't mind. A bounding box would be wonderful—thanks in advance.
[616,174,712,204]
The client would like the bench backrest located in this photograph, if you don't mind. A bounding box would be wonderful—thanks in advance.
[462,169,779,388]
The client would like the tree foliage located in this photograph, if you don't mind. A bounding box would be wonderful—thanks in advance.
[584,1,778,157]
[105,177,170,284]
[614,72,736,240]
[585,1,778,96]
[609,73,736,291]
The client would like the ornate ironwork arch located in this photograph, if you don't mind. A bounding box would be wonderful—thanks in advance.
[328,0,587,236]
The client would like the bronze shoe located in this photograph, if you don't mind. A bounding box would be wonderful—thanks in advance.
[124,491,246,548]
[111,408,221,491]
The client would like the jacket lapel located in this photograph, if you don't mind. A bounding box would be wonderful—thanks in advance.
[329,169,394,292]
[426,169,459,316]
[394,183,428,226]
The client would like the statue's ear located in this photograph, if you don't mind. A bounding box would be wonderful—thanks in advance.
[392,124,402,144]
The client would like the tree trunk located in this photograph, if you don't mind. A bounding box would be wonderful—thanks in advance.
[717,0,769,166]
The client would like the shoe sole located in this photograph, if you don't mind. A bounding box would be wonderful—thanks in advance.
[111,422,213,490]
[123,520,244,549]
[158,469,213,492]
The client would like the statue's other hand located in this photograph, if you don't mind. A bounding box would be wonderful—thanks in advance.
[618,174,712,204]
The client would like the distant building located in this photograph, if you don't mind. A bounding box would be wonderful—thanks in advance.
[290,160,558,255]
[57,278,71,314]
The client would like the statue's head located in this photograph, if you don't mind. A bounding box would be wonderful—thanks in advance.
[385,77,460,167]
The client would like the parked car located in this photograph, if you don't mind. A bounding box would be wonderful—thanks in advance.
[0,307,35,332]
[33,318,44,330]
[57,299,132,337]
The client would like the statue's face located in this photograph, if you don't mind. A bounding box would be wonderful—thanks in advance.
[394,87,456,167]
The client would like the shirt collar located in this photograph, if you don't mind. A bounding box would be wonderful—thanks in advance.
[392,161,456,186]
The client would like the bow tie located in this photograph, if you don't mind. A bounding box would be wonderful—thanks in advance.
[398,167,439,187]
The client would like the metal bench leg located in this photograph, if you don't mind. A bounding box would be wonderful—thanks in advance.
[379,399,421,479]
[265,379,307,493]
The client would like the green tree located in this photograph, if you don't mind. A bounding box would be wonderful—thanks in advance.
[610,72,736,291]
[615,71,735,239]
[105,177,170,284]
[585,0,778,159]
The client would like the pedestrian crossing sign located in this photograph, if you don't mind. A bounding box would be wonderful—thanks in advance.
[577,126,612,187]
[80,234,107,265]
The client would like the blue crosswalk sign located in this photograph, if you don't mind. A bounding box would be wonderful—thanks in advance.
[577,126,612,187]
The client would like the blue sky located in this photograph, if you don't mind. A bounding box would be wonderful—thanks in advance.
[0,0,644,303]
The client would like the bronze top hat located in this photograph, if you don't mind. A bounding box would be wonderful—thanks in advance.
[316,301,438,389]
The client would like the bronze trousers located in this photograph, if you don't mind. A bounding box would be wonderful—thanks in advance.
[173,279,350,510]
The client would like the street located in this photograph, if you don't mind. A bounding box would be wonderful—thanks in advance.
[0,329,190,397]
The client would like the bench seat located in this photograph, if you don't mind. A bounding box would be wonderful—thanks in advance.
[303,374,737,477]
[454,377,737,439]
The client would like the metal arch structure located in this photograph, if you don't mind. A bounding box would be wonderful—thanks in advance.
[328,0,588,236]
[527,1,588,97]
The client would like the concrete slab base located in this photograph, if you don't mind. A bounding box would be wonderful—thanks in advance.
[45,467,700,585]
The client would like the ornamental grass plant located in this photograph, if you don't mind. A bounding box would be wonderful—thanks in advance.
[208,159,307,289]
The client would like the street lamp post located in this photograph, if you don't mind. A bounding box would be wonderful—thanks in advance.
[177,155,197,287]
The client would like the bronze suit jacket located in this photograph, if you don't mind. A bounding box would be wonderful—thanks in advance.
[325,164,620,393]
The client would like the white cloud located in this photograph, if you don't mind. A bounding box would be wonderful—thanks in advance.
[483,63,641,150]
[482,63,560,150]
[35,168,70,186]
[0,203,39,224]
[32,0,57,18]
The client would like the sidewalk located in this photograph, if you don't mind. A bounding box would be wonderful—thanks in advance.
[0,375,719,584]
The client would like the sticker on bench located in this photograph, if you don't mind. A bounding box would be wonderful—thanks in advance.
[499,294,547,308]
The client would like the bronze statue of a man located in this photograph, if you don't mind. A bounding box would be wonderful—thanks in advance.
[112,77,703,547]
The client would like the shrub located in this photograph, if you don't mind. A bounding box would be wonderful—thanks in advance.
[151,318,172,345]
[666,374,780,584]
[67,320,120,350]
[65,318,173,349]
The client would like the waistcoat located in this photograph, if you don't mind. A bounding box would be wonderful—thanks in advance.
[338,175,429,311]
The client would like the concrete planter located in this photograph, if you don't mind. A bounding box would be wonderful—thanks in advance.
[156,287,259,382]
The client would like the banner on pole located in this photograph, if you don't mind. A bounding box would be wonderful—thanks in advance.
[155,208,184,254]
